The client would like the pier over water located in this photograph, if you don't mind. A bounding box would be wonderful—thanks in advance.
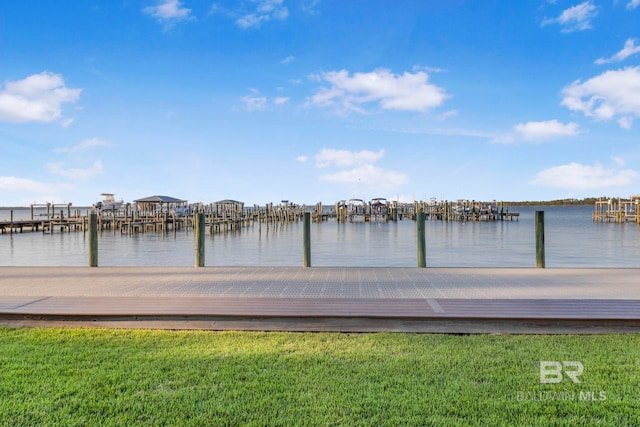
[592,196,640,223]
[0,199,518,235]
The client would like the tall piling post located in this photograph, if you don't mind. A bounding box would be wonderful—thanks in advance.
[535,211,545,268]
[89,213,98,267]
[195,212,205,267]
[303,212,311,267]
[417,210,426,268]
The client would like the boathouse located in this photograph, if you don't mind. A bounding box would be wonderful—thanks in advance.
[133,195,187,214]
[213,199,244,210]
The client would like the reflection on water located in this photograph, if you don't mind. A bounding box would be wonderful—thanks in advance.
[2,206,640,267]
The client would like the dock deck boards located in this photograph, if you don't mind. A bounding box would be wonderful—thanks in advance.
[1,266,639,333]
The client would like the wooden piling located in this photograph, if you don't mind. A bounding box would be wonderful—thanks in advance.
[195,213,205,268]
[303,212,311,267]
[417,211,426,268]
[89,213,98,267]
[535,211,545,268]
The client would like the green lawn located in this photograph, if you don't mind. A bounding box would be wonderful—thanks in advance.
[1,327,639,426]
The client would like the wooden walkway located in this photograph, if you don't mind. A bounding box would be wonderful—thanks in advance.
[1,266,639,333]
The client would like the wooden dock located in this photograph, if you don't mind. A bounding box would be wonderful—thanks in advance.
[1,199,519,235]
[331,199,517,223]
[593,197,640,223]
[1,266,639,333]
[0,202,305,235]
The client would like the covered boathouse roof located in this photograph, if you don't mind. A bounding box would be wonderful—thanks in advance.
[214,199,243,205]
[134,195,186,204]
[133,195,187,212]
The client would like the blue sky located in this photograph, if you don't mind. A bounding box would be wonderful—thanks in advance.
[1,0,640,206]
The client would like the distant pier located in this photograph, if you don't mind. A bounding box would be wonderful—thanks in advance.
[1,198,519,235]
[331,199,518,223]
[592,197,640,223]
[0,201,304,235]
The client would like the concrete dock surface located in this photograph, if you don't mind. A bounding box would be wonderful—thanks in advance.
[1,266,639,333]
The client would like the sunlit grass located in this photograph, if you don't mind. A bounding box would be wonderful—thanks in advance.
[1,328,639,426]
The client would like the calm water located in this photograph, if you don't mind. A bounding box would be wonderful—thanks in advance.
[1,206,640,267]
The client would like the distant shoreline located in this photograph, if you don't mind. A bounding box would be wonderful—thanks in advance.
[506,202,594,207]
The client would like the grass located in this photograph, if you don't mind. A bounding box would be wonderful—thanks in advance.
[1,328,639,426]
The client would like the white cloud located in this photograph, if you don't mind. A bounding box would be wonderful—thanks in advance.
[542,1,597,32]
[513,120,579,141]
[433,110,458,121]
[54,138,111,154]
[236,0,289,29]
[143,0,193,28]
[60,118,75,128]
[319,164,409,191]
[295,155,309,163]
[311,148,408,193]
[47,160,103,181]
[595,38,640,64]
[240,89,288,110]
[618,116,634,129]
[531,162,638,190]
[314,148,385,168]
[236,14,262,28]
[491,134,516,144]
[561,66,640,127]
[280,55,294,65]
[412,65,445,73]
[612,156,626,166]
[301,0,321,16]
[306,68,449,114]
[274,96,290,105]
[492,120,579,144]
[0,72,81,123]
[241,95,267,111]
[627,0,640,10]
[144,0,191,20]
[0,176,60,193]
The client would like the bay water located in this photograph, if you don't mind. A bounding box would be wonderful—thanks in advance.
[1,206,640,268]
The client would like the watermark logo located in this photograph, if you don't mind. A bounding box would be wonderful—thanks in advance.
[515,360,606,402]
[540,361,583,384]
